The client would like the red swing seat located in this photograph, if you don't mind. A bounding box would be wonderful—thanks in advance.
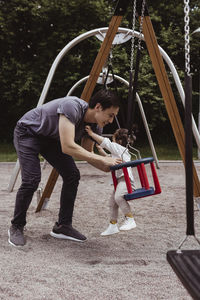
[110,157,161,201]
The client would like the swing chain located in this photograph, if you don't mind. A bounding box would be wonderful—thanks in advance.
[108,49,113,68]
[130,0,145,70]
[138,0,146,50]
[184,0,190,75]
[130,0,137,73]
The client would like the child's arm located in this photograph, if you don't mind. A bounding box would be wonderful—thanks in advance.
[85,125,124,157]
[96,144,109,157]
[85,125,104,145]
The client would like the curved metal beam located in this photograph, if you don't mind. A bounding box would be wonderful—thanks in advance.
[37,26,200,149]
[8,26,200,192]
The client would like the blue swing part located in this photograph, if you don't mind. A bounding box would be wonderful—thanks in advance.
[110,157,161,201]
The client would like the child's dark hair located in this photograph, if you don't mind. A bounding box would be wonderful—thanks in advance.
[89,89,120,110]
[113,128,136,147]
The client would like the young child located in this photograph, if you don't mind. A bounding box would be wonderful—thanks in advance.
[85,125,136,236]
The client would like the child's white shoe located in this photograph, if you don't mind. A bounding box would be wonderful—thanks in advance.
[119,217,136,231]
[101,223,119,236]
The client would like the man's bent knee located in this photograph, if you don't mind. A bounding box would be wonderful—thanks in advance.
[62,169,80,185]
[20,177,40,193]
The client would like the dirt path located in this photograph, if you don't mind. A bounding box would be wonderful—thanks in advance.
[0,161,200,300]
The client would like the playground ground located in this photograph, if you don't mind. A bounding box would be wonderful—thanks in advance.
[0,161,200,300]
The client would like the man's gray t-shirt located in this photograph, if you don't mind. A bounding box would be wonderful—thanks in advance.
[18,96,102,141]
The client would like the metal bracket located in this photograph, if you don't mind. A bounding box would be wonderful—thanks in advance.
[96,31,132,45]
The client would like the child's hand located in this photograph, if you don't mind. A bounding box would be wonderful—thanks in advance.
[85,125,93,136]
[85,125,103,145]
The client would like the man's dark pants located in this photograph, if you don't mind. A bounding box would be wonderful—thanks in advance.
[11,124,80,227]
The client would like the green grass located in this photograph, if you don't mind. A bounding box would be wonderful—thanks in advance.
[0,142,199,162]
[137,143,198,160]
[0,143,17,162]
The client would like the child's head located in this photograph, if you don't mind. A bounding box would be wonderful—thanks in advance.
[112,128,136,147]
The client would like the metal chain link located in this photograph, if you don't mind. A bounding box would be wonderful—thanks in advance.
[184,0,190,75]
[138,0,146,50]
[130,0,137,72]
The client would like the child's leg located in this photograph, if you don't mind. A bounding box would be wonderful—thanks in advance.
[109,190,119,222]
[114,180,133,216]
[100,191,119,236]
[114,179,136,230]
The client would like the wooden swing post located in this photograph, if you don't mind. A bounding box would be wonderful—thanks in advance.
[36,0,200,212]
[139,5,200,197]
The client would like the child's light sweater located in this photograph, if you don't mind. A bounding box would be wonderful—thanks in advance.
[100,137,135,185]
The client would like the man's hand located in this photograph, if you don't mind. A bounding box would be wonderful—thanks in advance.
[59,115,121,172]
[100,156,122,172]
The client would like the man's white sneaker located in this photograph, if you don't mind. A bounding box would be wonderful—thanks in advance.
[119,217,136,231]
[101,223,119,236]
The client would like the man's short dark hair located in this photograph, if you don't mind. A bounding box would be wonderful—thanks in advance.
[89,89,120,110]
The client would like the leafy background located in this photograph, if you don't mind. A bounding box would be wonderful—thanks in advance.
[0,0,199,144]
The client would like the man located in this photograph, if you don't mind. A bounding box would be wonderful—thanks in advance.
[8,89,122,247]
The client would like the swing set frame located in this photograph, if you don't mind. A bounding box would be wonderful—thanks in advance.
[36,0,200,207]
[8,0,200,211]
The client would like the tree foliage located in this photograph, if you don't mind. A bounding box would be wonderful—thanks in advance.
[0,0,200,142]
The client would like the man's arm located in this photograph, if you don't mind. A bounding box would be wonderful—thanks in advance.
[81,136,95,152]
[59,115,121,172]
